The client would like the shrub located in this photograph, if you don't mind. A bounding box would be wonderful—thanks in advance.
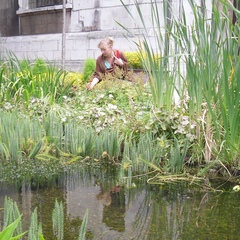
[124,51,143,69]
[32,58,48,75]
[82,58,96,83]
[125,51,161,70]
[64,71,83,87]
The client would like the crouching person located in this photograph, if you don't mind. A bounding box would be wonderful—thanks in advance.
[86,37,129,90]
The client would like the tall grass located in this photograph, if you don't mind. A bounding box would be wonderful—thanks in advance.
[119,0,176,110]
[120,0,240,167]
[0,197,88,240]
[0,54,74,104]
[172,0,240,163]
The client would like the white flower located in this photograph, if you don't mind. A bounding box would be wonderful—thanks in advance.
[107,104,117,110]
[233,185,240,192]
[61,117,67,123]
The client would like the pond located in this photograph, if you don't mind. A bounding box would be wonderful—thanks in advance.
[0,167,239,240]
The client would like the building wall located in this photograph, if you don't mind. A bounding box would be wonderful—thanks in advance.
[0,0,19,37]
[0,0,211,72]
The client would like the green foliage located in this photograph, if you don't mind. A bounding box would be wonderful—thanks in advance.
[32,58,48,75]
[19,59,31,72]
[2,0,240,177]
[120,0,175,110]
[1,197,27,240]
[0,215,27,240]
[0,197,88,240]
[52,200,64,240]
[82,58,96,83]
[64,71,83,87]
[0,56,74,104]
[124,51,143,69]
[3,197,22,235]
[78,209,88,240]
[169,137,188,173]
[28,208,43,240]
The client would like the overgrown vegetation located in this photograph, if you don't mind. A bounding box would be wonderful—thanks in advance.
[0,0,239,191]
[0,197,88,240]
[1,0,240,238]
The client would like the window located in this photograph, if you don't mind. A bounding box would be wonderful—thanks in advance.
[36,0,62,8]
[28,0,63,9]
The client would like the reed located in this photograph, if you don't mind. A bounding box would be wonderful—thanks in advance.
[169,137,188,173]
[120,0,176,110]
[120,0,240,167]
[52,200,64,240]
[78,209,88,240]
[0,110,42,161]
[3,197,22,235]
[95,128,122,161]
[0,196,88,240]
[122,132,165,174]
[28,208,43,240]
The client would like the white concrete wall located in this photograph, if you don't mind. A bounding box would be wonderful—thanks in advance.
[0,0,212,72]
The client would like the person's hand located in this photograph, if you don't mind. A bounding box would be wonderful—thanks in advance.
[86,78,99,90]
[86,82,93,90]
[114,56,123,66]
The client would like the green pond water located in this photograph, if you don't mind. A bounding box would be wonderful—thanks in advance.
[0,168,239,240]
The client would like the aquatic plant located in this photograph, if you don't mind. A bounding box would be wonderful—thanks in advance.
[0,215,27,240]
[0,197,88,240]
[120,0,176,111]
[3,197,22,236]
[52,200,64,240]
[1,0,240,179]
[28,208,43,240]
[78,209,88,240]
[119,0,240,169]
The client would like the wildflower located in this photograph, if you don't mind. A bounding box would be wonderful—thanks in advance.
[233,185,240,192]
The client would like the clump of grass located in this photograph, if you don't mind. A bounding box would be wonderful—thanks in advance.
[32,58,48,75]
[82,58,96,83]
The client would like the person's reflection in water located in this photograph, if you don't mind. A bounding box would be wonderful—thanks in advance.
[96,185,126,232]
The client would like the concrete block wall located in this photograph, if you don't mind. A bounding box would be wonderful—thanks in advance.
[0,0,211,72]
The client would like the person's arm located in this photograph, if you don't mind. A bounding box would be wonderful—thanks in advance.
[114,50,128,72]
[86,56,105,90]
[86,77,99,90]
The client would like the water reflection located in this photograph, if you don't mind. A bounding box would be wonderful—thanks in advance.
[97,185,125,232]
[0,169,240,240]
